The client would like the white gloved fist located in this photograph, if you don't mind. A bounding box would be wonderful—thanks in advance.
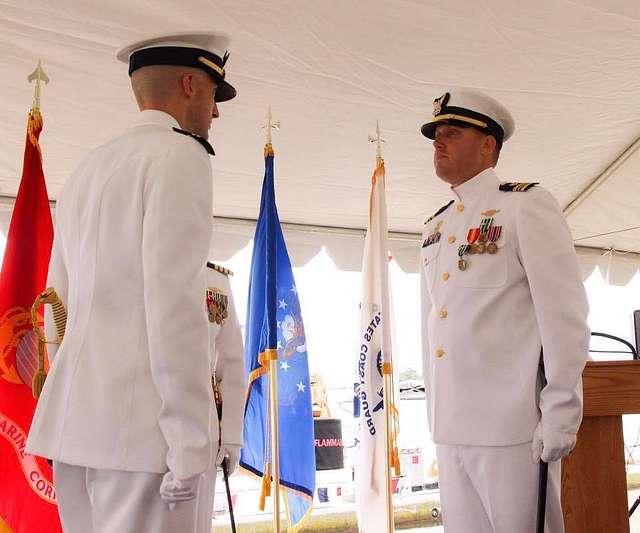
[217,444,242,475]
[159,471,201,510]
[531,421,577,463]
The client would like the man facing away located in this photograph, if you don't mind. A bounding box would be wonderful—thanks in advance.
[419,90,590,532]
[26,32,237,533]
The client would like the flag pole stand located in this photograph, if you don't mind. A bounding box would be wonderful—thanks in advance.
[268,350,282,533]
[370,122,395,533]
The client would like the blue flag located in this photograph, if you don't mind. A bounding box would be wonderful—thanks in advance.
[240,146,315,531]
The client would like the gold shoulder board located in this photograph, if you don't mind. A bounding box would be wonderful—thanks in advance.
[206,262,233,277]
[499,182,539,192]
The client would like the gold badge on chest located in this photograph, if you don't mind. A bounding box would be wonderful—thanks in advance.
[206,287,229,325]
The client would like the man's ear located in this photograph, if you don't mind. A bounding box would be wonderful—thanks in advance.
[483,133,497,157]
[181,73,195,98]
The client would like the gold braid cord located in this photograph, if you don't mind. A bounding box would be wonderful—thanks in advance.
[30,287,67,398]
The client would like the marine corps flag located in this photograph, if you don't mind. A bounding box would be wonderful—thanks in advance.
[239,144,316,531]
[354,157,400,533]
[0,109,61,532]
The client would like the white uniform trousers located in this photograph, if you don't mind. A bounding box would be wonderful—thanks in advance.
[195,465,218,533]
[53,461,201,533]
[436,443,563,533]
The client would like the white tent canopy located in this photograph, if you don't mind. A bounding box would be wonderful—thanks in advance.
[1,1,639,281]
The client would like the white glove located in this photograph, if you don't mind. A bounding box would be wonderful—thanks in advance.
[159,471,201,510]
[531,421,577,463]
[217,444,242,475]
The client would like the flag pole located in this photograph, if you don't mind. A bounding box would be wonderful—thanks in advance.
[268,348,281,533]
[265,106,282,533]
[369,122,394,533]
[383,368,394,533]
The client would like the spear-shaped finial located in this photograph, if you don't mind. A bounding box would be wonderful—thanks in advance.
[368,121,385,165]
[263,106,281,147]
[27,60,50,111]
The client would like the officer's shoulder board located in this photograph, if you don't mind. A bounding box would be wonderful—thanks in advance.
[499,182,539,192]
[172,127,215,156]
[207,262,233,276]
[424,200,454,224]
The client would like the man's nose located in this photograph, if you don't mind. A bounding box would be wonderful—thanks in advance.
[433,138,445,151]
[212,102,219,119]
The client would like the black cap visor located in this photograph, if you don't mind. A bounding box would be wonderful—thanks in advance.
[421,106,504,148]
[129,46,236,102]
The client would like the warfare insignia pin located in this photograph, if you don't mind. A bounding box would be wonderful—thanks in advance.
[481,209,501,217]
[206,287,229,325]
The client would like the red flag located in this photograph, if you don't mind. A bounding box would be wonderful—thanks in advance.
[0,110,61,532]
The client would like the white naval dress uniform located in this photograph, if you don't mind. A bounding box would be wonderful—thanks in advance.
[195,264,245,533]
[420,167,589,532]
[26,110,215,533]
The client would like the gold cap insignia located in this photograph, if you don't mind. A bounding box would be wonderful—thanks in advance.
[433,92,450,117]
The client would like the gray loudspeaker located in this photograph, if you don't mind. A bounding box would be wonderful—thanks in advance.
[634,310,640,357]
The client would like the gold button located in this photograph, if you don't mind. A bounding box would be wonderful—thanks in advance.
[442,272,450,281]
[448,235,456,244]
[439,308,448,319]
[436,348,445,358]
[456,204,465,212]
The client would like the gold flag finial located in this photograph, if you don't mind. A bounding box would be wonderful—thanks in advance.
[27,60,50,111]
[368,120,385,165]
[263,106,280,148]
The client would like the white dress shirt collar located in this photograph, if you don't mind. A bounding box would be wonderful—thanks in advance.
[452,167,499,201]
[133,109,181,130]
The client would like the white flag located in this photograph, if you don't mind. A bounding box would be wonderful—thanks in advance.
[355,160,399,533]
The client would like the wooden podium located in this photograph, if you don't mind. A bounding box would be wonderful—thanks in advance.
[562,360,640,532]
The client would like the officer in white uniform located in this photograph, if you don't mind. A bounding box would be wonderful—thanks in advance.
[419,90,589,532]
[195,262,245,533]
[26,32,237,533]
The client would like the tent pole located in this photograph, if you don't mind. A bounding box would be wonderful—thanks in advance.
[564,136,640,217]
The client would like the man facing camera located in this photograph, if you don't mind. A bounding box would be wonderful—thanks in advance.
[26,32,237,533]
[419,90,589,532]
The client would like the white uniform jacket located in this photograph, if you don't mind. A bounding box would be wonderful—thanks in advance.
[206,264,245,448]
[27,110,215,480]
[420,168,589,446]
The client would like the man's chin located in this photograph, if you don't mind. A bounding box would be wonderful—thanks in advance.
[434,167,457,185]
[434,163,449,179]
